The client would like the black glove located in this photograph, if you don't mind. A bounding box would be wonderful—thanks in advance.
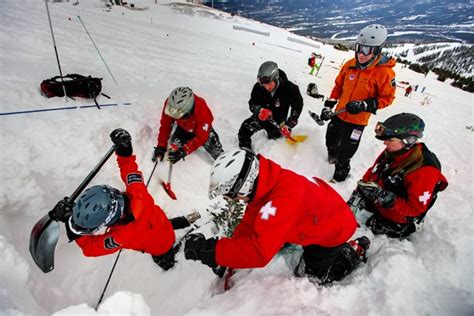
[152,247,176,271]
[324,99,337,109]
[285,117,298,129]
[184,233,218,268]
[168,147,187,164]
[48,197,75,222]
[152,146,166,162]
[110,128,132,157]
[345,98,378,114]
[320,107,332,121]
[357,181,396,209]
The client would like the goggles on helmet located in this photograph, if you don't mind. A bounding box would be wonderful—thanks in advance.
[374,121,424,139]
[355,43,380,56]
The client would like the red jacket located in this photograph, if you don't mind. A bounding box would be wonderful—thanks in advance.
[309,56,316,67]
[75,155,175,257]
[361,143,448,224]
[329,56,396,126]
[216,156,357,269]
[156,94,214,155]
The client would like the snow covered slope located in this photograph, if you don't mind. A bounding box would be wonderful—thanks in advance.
[0,0,473,315]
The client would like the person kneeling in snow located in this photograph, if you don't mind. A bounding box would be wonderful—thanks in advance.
[48,129,199,271]
[184,149,369,285]
[347,113,448,238]
[152,87,224,165]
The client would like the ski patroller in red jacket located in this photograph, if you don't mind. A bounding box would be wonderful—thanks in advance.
[361,143,448,224]
[215,156,357,269]
[75,154,175,257]
[156,94,214,155]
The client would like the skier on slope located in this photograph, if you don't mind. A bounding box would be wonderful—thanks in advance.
[320,24,396,182]
[152,87,224,164]
[308,52,319,75]
[347,113,448,238]
[238,61,304,151]
[184,149,370,285]
[48,129,199,270]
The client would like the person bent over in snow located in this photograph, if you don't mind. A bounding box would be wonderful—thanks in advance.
[152,87,224,165]
[238,61,303,151]
[322,24,396,182]
[184,149,370,285]
[49,129,199,271]
[347,113,448,238]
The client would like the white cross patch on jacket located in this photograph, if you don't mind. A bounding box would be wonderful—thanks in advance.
[418,191,431,206]
[259,201,277,220]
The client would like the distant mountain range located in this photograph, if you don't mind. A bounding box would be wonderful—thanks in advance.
[203,0,474,44]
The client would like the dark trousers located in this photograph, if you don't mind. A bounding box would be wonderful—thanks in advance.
[171,126,223,160]
[294,243,363,285]
[238,116,281,148]
[325,116,365,181]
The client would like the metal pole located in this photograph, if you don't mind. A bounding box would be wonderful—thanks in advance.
[77,15,118,85]
[45,0,68,102]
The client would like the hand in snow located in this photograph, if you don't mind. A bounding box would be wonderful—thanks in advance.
[184,233,218,268]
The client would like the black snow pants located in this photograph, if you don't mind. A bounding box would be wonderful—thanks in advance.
[238,115,281,149]
[171,126,223,160]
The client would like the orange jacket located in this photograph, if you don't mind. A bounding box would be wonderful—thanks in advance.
[215,156,357,269]
[75,155,175,257]
[329,56,396,126]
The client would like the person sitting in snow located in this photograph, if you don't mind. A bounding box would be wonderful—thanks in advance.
[347,113,448,238]
[48,129,200,271]
[238,61,303,151]
[184,149,370,285]
[320,24,396,182]
[152,87,224,165]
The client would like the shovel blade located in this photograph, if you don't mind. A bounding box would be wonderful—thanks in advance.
[160,180,177,200]
[29,214,60,273]
[285,134,308,144]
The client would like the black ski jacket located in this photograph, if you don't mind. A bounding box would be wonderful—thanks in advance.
[248,70,303,127]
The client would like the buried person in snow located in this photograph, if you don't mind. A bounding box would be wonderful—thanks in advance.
[347,113,448,239]
[322,24,396,183]
[48,128,198,271]
[184,149,370,285]
[238,61,304,151]
[152,87,224,165]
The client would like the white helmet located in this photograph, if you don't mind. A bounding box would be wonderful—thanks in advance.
[165,87,194,119]
[356,24,388,47]
[208,149,259,200]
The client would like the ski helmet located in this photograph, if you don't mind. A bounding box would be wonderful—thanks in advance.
[70,185,125,235]
[257,61,279,85]
[208,149,259,200]
[375,113,425,146]
[165,87,195,119]
[355,24,388,68]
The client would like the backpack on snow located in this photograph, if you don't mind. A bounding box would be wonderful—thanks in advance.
[306,83,324,100]
[40,74,108,105]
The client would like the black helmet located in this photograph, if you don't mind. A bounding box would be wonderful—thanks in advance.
[375,113,425,146]
[257,61,279,85]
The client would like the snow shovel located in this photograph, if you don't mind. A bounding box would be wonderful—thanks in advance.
[309,108,346,126]
[268,118,307,144]
[160,162,177,200]
[29,145,117,273]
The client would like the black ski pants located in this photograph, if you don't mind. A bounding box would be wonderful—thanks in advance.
[294,243,362,285]
[238,115,281,148]
[325,116,365,181]
[171,126,223,160]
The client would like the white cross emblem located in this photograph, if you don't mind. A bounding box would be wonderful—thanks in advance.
[259,201,277,220]
[202,123,209,131]
[418,191,431,206]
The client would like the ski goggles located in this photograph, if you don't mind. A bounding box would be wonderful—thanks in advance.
[355,43,380,56]
[257,76,274,85]
[375,121,424,138]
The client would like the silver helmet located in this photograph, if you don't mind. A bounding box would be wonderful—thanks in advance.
[165,87,195,119]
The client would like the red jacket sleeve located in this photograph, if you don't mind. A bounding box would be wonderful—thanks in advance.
[378,166,448,223]
[216,198,301,269]
[157,100,174,148]
[75,230,122,257]
[182,97,213,154]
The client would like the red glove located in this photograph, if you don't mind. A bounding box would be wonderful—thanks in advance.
[280,125,291,138]
[258,108,272,121]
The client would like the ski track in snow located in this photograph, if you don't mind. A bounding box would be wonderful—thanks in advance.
[0,0,473,315]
